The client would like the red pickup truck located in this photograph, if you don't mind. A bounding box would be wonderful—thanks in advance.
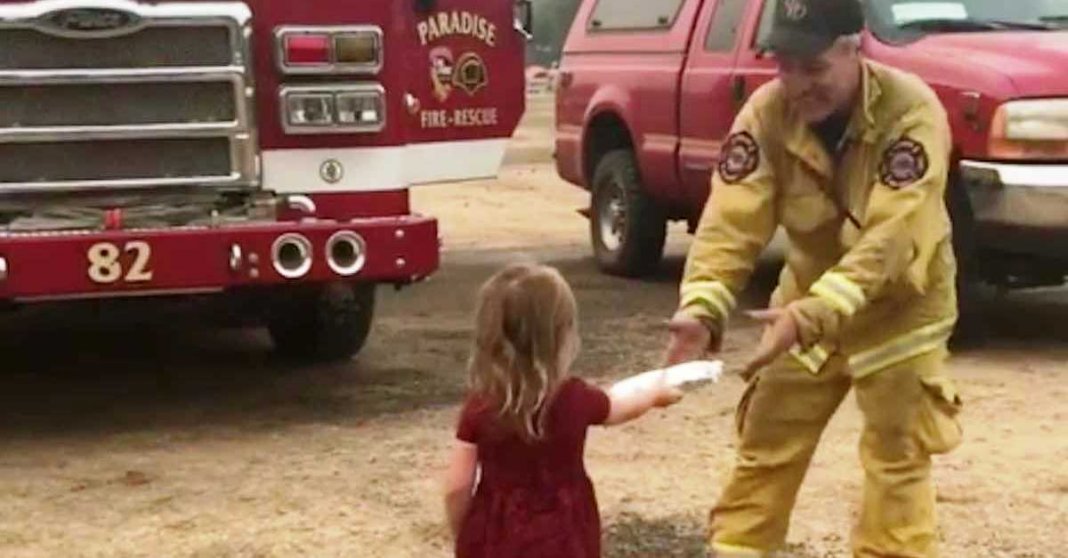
[554,0,1068,323]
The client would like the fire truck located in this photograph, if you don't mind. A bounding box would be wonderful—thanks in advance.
[0,0,531,360]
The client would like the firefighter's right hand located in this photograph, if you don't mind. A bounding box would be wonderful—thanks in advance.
[664,312,715,366]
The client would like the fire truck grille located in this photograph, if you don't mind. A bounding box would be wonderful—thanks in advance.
[0,138,232,184]
[0,82,236,128]
[0,27,232,70]
[0,3,256,194]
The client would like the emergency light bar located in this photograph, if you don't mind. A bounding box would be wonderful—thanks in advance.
[275,26,383,74]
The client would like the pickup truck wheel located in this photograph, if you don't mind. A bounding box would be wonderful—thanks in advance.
[946,181,988,348]
[268,282,376,362]
[590,149,667,277]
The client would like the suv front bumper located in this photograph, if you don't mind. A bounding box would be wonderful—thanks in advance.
[959,161,1068,257]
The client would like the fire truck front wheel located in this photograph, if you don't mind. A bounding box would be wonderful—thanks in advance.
[267,282,376,362]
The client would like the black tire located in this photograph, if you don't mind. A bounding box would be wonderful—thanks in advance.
[946,180,988,348]
[268,282,376,362]
[589,149,667,277]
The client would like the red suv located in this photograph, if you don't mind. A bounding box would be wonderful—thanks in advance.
[554,0,1068,315]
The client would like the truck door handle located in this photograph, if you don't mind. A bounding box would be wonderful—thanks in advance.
[731,76,746,104]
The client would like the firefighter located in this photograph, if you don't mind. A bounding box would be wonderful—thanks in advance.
[663,0,965,556]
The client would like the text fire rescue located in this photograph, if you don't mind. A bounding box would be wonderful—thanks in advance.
[420,107,498,129]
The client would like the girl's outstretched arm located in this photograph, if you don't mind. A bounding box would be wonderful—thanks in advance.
[603,361,722,426]
[604,369,684,425]
[442,440,478,539]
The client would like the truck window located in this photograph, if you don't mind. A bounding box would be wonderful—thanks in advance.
[753,0,779,49]
[587,0,686,32]
[706,0,749,52]
[867,0,1068,39]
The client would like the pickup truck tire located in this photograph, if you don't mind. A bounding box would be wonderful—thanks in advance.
[590,149,667,277]
[268,282,376,362]
[946,181,988,348]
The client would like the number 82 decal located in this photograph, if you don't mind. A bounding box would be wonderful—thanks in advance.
[87,241,154,284]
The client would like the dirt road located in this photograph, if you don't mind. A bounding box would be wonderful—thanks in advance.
[0,96,1065,557]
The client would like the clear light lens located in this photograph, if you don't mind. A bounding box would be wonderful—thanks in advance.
[287,93,335,127]
[1000,99,1068,141]
[336,92,383,126]
[989,100,1068,160]
[284,34,331,66]
[334,33,379,65]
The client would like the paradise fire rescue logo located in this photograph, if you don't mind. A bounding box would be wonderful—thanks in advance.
[429,47,488,102]
[417,10,498,130]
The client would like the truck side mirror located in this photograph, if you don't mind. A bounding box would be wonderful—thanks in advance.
[515,0,533,41]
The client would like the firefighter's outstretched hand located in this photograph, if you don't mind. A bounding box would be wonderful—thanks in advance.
[664,312,713,366]
[743,308,799,377]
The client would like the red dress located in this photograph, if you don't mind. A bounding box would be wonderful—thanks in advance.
[455,377,611,558]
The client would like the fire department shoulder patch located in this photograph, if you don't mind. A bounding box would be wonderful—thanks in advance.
[718,131,760,184]
[879,137,929,189]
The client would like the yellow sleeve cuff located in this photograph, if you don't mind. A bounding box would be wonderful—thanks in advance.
[810,272,867,317]
[679,280,737,327]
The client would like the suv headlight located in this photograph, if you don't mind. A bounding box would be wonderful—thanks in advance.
[988,99,1068,160]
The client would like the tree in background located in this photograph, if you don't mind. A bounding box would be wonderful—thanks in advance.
[526,0,581,66]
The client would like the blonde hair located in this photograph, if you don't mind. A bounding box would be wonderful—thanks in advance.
[467,262,580,442]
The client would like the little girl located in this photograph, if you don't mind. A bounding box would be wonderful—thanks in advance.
[442,262,714,558]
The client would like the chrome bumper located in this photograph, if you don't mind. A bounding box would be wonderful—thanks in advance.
[960,161,1068,229]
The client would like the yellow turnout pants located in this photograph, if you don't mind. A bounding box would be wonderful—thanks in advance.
[709,348,963,558]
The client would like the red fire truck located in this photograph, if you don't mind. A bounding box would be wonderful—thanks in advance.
[0,0,531,360]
